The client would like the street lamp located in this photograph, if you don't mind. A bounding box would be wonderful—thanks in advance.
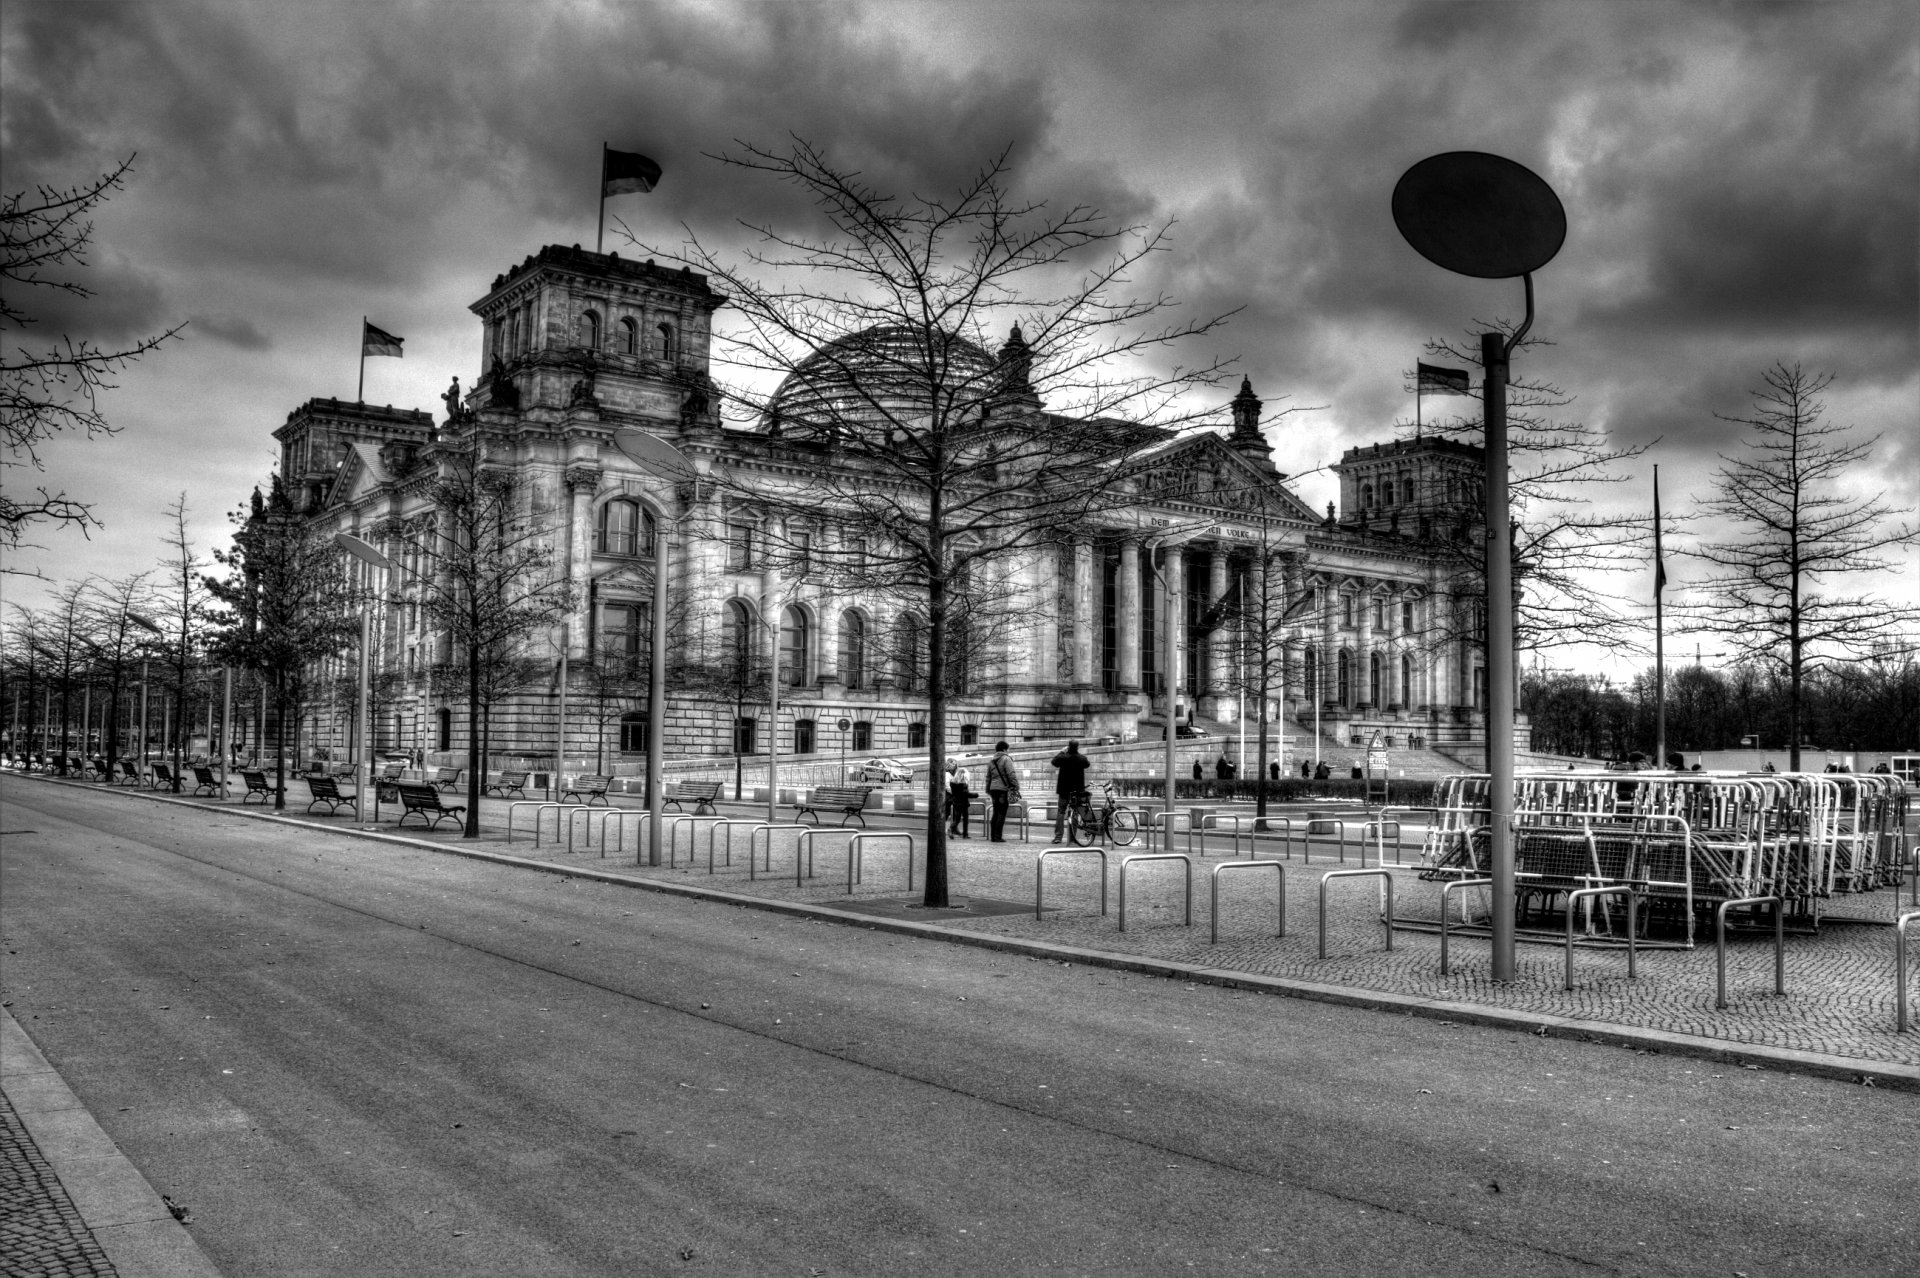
[335,532,395,820]
[127,611,162,779]
[1145,524,1210,834]
[1393,151,1566,983]
[611,428,698,866]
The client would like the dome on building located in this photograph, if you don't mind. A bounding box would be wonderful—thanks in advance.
[765,324,1006,434]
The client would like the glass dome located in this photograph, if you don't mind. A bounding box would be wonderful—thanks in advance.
[765,324,1003,435]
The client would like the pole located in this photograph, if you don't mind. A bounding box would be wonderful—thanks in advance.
[646,524,668,866]
[220,667,232,798]
[1483,327,1517,982]
[356,597,372,821]
[555,625,569,803]
[767,599,781,826]
[358,317,366,403]
[1654,464,1667,769]
[1163,548,1177,830]
[596,144,607,255]
[139,653,151,777]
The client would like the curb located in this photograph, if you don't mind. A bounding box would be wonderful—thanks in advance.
[2,1007,225,1278]
[19,773,1920,1093]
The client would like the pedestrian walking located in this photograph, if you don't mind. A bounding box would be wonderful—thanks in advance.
[947,759,973,838]
[986,741,1020,842]
[1191,760,1203,781]
[1269,761,1281,782]
[1050,741,1092,843]
[1300,759,1311,779]
[1215,754,1235,780]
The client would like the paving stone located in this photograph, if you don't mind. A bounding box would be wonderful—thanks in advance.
[0,1089,118,1278]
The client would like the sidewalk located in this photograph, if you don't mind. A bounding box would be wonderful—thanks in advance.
[19,773,1920,1085]
[1,1009,222,1278]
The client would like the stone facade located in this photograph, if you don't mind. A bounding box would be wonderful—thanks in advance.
[277,244,1491,768]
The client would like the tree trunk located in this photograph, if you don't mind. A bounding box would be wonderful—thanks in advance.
[272,675,287,810]
[923,572,949,909]
[464,640,483,838]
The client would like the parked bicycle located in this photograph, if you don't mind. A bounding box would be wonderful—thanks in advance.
[1066,782,1138,847]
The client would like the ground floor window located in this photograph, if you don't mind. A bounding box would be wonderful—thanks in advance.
[435,708,451,752]
[852,720,872,751]
[733,716,756,755]
[794,718,816,754]
[619,713,648,754]
[907,722,927,749]
[959,723,978,746]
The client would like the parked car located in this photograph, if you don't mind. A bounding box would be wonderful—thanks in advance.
[857,757,913,782]
[1176,724,1210,739]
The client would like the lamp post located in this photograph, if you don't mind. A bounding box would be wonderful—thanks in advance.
[1146,525,1209,831]
[127,611,162,778]
[611,428,699,867]
[335,532,395,820]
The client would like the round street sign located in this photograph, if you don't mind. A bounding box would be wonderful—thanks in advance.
[1392,151,1566,280]
[837,717,851,732]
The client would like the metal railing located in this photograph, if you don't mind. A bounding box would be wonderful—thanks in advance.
[1439,877,1493,976]
[1715,895,1784,1009]
[1319,868,1395,959]
[505,802,563,844]
[1118,853,1192,932]
[1563,885,1639,991]
[1304,817,1349,864]
[1035,847,1108,919]
[792,827,857,886]
[748,823,811,880]
[1895,909,1918,1033]
[701,818,763,873]
[1210,861,1286,944]
[1360,815,1404,866]
[589,808,648,859]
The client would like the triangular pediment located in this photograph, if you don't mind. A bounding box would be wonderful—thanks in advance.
[323,441,393,511]
[1130,431,1318,521]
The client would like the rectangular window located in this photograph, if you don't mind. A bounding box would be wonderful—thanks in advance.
[727,524,756,572]
[793,719,816,755]
[851,538,869,573]
[1342,596,1354,627]
[598,602,648,677]
[792,532,811,576]
[733,717,756,755]
[619,716,649,753]
[1372,599,1384,629]
[852,720,872,751]
[1403,600,1415,633]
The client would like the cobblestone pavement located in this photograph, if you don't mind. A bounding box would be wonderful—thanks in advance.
[0,1089,117,1278]
[47,778,1920,1069]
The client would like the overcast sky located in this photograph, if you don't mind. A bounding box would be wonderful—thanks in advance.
[5,0,1915,675]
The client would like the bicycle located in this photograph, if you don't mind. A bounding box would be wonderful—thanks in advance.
[1065,782,1138,847]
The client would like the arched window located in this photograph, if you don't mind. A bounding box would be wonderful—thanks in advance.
[1368,651,1382,707]
[838,611,866,689]
[1361,483,1374,509]
[620,317,638,355]
[780,606,809,686]
[597,499,654,556]
[1337,649,1352,707]
[657,322,676,362]
[907,722,927,749]
[894,614,924,692]
[618,713,648,753]
[580,309,601,352]
[721,600,756,685]
[1382,481,1394,506]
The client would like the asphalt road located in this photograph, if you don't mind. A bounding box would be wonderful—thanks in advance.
[2,778,1912,1277]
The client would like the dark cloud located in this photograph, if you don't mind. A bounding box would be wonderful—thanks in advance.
[186,312,271,350]
[14,250,174,347]
[1392,0,1529,51]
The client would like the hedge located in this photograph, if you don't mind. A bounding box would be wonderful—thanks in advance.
[1108,775,1442,808]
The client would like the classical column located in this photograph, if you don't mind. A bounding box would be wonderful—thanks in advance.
[1321,582,1339,710]
[1206,549,1231,703]
[1355,581,1373,711]
[1383,591,1401,711]
[1071,538,1096,688]
[563,466,600,659]
[1117,538,1142,692]
[1164,544,1187,719]
[1430,588,1453,710]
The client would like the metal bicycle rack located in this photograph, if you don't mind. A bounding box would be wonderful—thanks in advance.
[505,802,563,844]
[1897,910,1919,1033]
[701,819,762,873]
[1210,860,1286,944]
[849,831,915,892]
[1138,809,1186,854]
[1563,884,1639,990]
[564,806,599,853]
[1304,817,1350,864]
[792,827,856,886]
[1439,877,1493,975]
[1118,853,1192,933]
[748,823,812,880]
[587,808,647,859]
[1361,815,1404,867]
[1196,814,1257,860]
[1319,868,1395,959]
[1715,895,1785,1010]
[1035,847,1108,919]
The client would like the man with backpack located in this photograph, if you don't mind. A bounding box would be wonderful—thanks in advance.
[985,741,1021,842]
[1050,741,1092,843]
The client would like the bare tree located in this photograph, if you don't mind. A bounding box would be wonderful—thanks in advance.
[155,494,212,789]
[627,139,1236,906]
[408,431,575,836]
[1680,363,1918,770]
[82,572,161,779]
[2,157,184,565]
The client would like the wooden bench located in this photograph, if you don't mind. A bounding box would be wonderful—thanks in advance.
[483,770,528,798]
[432,767,462,792]
[666,779,723,815]
[561,774,611,806]
[191,766,223,797]
[395,781,465,830]
[795,784,876,828]
[240,770,281,803]
[304,774,359,815]
[150,762,179,791]
[117,760,143,786]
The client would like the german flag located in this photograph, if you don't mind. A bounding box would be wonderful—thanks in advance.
[362,321,404,358]
[603,147,662,196]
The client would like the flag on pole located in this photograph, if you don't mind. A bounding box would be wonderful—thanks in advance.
[1653,466,1667,597]
[602,147,662,196]
[1416,362,1471,395]
[362,321,404,358]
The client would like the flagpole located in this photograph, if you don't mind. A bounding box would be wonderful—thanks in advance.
[1416,381,1422,440]
[1654,464,1666,768]
[596,144,606,255]
[358,316,366,403]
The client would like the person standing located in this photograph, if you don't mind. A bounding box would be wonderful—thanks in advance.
[948,758,973,838]
[985,741,1020,842]
[1050,740,1092,843]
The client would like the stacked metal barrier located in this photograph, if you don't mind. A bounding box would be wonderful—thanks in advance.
[1418,770,1911,940]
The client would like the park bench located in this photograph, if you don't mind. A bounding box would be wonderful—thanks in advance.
[240,770,281,804]
[561,774,611,806]
[191,765,223,797]
[117,760,143,786]
[432,767,462,792]
[150,762,180,791]
[483,770,529,798]
[395,781,465,831]
[794,784,876,828]
[665,779,723,816]
[303,774,359,816]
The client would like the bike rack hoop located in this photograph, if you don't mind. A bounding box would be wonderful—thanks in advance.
[587,808,646,860]
[747,823,812,879]
[1894,909,1918,1033]
[1318,868,1395,959]
[506,802,564,845]
[703,818,763,873]
[1563,884,1639,991]
[848,831,915,893]
[1439,877,1494,975]
[1118,853,1192,932]
[1210,860,1287,944]
[1035,847,1108,919]
[1715,894,1785,1010]
[794,826,857,887]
